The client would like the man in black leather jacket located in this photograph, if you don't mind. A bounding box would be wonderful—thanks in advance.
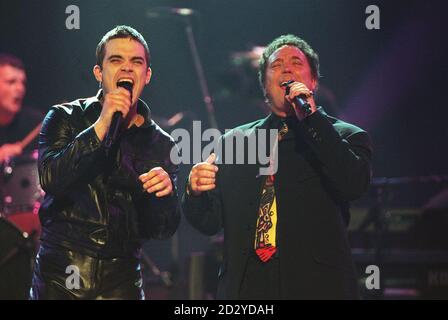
[29,26,180,299]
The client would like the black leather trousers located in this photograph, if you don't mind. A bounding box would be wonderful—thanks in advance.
[29,244,145,300]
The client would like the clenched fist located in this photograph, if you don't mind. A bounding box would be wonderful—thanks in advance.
[139,167,173,197]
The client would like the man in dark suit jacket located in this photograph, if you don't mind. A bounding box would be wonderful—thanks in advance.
[182,34,372,299]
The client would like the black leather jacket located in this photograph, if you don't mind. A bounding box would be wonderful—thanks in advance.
[38,90,180,258]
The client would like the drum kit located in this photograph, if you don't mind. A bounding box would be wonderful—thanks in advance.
[0,149,44,299]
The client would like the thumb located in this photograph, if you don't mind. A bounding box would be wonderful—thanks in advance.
[205,153,216,164]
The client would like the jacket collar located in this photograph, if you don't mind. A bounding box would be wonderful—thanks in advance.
[260,106,327,129]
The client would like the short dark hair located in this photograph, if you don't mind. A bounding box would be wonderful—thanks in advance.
[258,34,320,91]
[0,53,25,71]
[96,25,151,68]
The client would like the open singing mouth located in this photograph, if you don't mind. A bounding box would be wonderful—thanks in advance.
[116,77,134,85]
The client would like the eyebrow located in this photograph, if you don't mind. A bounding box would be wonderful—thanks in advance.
[270,58,283,64]
[270,56,303,64]
[107,55,123,61]
[131,57,145,62]
[107,55,145,62]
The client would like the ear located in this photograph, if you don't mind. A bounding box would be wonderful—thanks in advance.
[93,65,102,83]
[311,77,318,92]
[145,67,152,85]
[264,89,272,106]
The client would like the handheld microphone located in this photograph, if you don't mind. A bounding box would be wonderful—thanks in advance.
[104,81,133,149]
[280,80,312,116]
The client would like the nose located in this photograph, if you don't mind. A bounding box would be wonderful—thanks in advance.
[14,81,26,97]
[121,61,134,72]
[281,62,293,73]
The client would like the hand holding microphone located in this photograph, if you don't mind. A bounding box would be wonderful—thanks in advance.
[104,81,133,149]
[94,80,133,145]
[280,80,316,120]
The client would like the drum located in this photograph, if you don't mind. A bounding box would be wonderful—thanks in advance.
[0,218,33,299]
[1,150,43,238]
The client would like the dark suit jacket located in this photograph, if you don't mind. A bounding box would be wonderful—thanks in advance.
[182,108,372,299]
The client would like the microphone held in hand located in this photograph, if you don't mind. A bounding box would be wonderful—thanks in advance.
[104,81,134,149]
[280,80,312,116]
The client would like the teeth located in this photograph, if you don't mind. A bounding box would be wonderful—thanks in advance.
[118,78,134,84]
